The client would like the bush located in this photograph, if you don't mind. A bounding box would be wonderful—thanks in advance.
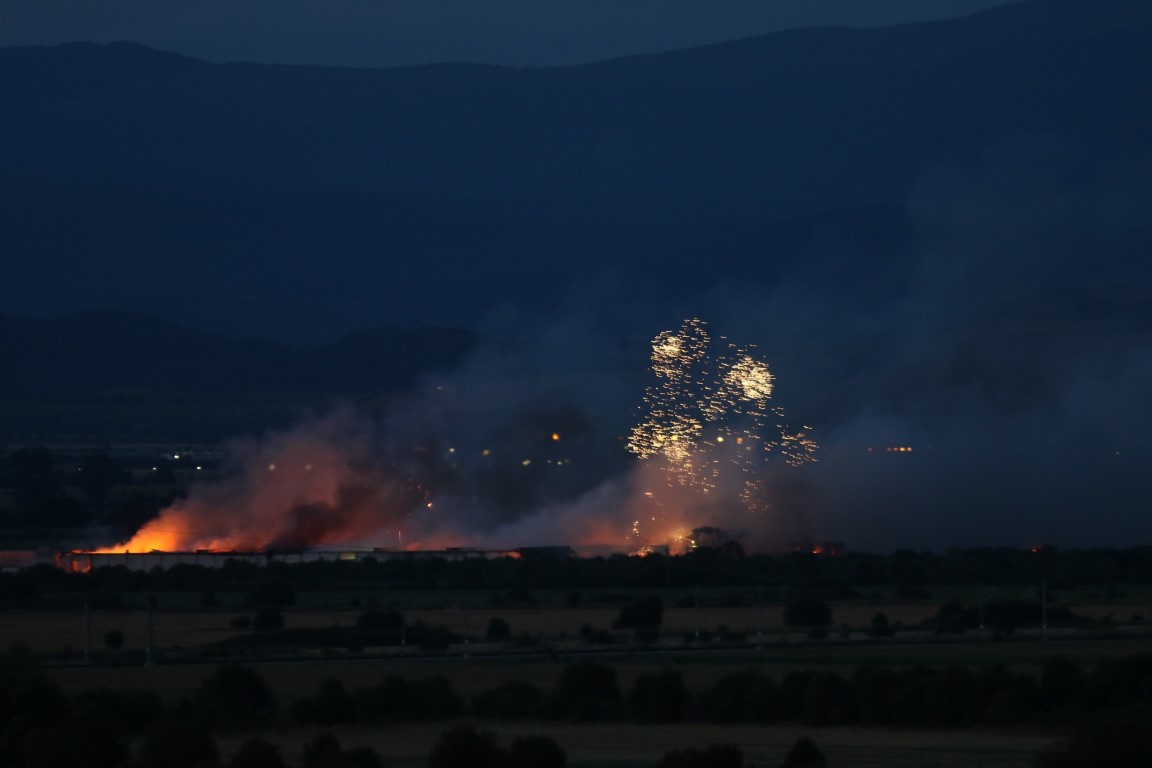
[630,668,688,722]
[783,597,831,628]
[196,665,276,728]
[1034,715,1152,768]
[781,737,825,768]
[343,746,384,768]
[800,672,854,725]
[506,588,538,606]
[73,687,164,735]
[406,622,461,651]
[869,612,894,637]
[698,669,777,723]
[228,738,286,768]
[292,677,356,726]
[506,735,566,768]
[554,661,621,720]
[302,733,343,768]
[472,680,546,720]
[355,675,464,722]
[485,617,511,641]
[244,579,296,610]
[137,718,219,768]
[613,595,663,630]
[355,609,403,643]
[655,744,742,768]
[20,719,129,768]
[427,725,503,768]
[252,608,285,632]
[577,624,613,644]
[1041,657,1085,709]
[301,734,383,768]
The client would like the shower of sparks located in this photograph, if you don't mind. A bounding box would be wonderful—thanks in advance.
[627,318,817,545]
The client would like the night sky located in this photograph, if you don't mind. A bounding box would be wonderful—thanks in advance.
[2,0,1150,551]
[0,0,1016,67]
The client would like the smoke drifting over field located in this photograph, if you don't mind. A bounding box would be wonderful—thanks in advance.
[707,139,1152,550]
[104,310,825,554]
[102,137,1152,554]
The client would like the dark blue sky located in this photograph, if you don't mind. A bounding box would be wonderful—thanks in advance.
[0,0,1016,67]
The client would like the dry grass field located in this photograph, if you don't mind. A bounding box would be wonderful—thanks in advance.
[5,598,1146,659]
[39,627,1152,709]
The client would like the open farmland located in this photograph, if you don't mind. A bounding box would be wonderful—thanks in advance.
[6,548,1152,767]
[5,593,1148,656]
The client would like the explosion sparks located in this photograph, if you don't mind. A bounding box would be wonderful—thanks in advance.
[626,318,817,547]
[90,318,817,558]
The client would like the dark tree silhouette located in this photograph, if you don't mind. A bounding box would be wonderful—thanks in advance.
[103,629,125,651]
[506,735,566,768]
[228,738,287,768]
[781,737,826,768]
[137,718,219,768]
[427,725,503,768]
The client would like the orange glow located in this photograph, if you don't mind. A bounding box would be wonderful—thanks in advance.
[92,519,193,554]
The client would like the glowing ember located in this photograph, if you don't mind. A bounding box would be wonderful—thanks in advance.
[94,319,818,559]
[94,411,433,553]
[626,318,817,545]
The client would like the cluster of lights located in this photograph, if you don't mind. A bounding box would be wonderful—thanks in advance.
[626,318,818,543]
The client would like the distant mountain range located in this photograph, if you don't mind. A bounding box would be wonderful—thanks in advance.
[0,312,474,440]
[1,0,1149,339]
[0,312,473,396]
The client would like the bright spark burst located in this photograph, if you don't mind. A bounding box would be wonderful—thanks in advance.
[627,318,817,543]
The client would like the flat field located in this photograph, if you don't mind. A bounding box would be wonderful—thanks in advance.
[9,597,1134,768]
[6,598,1147,662]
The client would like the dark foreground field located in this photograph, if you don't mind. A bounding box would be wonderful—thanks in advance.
[210,722,1052,768]
[20,604,1148,768]
[5,549,1152,767]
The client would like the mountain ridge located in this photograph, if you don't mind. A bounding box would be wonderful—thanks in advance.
[0,311,476,398]
[0,0,1149,339]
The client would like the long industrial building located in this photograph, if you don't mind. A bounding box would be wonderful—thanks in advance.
[55,546,576,573]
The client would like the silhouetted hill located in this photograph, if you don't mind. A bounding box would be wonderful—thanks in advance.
[0,0,1150,339]
[0,312,476,440]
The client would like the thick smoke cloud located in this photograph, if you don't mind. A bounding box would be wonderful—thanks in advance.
[110,407,421,552]
[112,135,1152,554]
[702,135,1152,550]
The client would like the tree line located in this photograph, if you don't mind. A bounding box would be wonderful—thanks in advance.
[4,644,1150,767]
[7,543,1152,602]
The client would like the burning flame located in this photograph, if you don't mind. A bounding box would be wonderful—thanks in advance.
[95,319,818,558]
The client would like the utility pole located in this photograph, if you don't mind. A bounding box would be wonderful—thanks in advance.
[756,587,764,651]
[453,603,469,658]
[694,587,700,642]
[84,600,91,666]
[1041,580,1048,644]
[144,595,155,666]
[978,581,985,633]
